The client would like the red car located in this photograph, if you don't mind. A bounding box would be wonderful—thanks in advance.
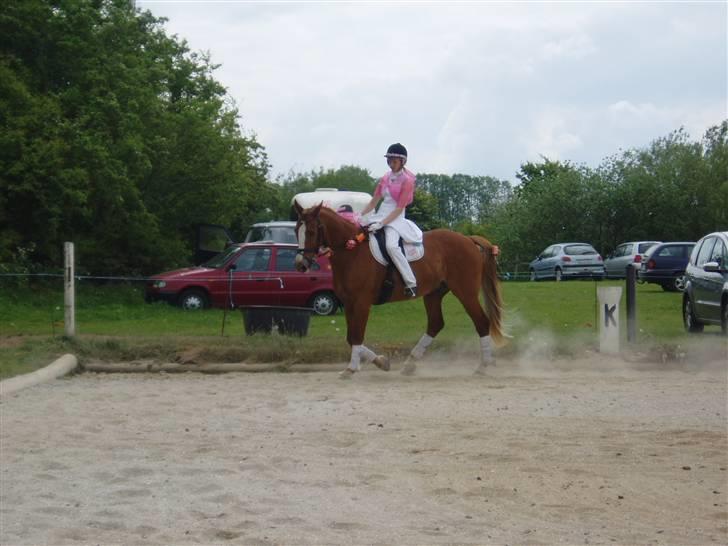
[145,242,339,315]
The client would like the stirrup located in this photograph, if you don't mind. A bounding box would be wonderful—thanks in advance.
[404,286,417,298]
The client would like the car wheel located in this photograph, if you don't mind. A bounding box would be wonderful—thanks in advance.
[554,268,563,282]
[310,291,338,316]
[673,274,687,292]
[721,298,728,336]
[178,289,209,310]
[682,294,704,333]
[529,269,536,282]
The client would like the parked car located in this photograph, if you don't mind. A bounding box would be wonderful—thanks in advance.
[638,242,696,291]
[244,221,297,244]
[529,243,605,281]
[682,231,728,334]
[604,241,661,278]
[145,242,339,315]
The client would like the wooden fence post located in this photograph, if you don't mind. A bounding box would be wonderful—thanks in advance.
[626,265,637,343]
[64,242,75,338]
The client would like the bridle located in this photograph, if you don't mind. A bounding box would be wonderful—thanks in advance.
[296,209,369,270]
[296,215,327,268]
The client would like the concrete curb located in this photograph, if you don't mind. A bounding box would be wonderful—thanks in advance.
[0,354,78,397]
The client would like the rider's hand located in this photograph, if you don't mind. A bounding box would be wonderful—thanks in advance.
[367,222,383,233]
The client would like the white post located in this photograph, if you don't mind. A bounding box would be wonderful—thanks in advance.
[597,287,622,354]
[64,242,75,338]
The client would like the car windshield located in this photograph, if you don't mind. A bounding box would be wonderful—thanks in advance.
[245,226,297,244]
[564,244,597,255]
[202,245,241,268]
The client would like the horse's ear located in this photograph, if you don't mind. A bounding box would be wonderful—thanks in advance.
[293,200,304,217]
[312,202,323,216]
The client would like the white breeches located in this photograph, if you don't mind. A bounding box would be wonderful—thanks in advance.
[384,226,417,287]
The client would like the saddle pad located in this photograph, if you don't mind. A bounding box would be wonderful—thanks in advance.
[369,237,425,267]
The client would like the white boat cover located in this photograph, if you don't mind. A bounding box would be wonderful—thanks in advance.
[292,189,372,213]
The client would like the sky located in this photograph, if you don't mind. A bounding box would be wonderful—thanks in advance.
[138,1,727,185]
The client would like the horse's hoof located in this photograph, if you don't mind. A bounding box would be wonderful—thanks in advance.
[401,361,417,376]
[373,355,390,371]
[474,361,494,375]
[339,369,356,380]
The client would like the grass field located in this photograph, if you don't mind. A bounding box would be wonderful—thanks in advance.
[1,278,723,380]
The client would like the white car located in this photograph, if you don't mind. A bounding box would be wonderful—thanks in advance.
[604,241,661,278]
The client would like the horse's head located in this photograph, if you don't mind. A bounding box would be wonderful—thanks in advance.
[294,201,324,272]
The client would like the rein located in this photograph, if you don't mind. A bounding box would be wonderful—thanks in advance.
[298,214,367,258]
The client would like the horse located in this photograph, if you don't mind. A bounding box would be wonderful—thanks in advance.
[294,202,504,378]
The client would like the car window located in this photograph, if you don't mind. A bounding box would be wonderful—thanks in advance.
[620,244,632,256]
[612,245,626,257]
[246,226,297,244]
[202,246,241,268]
[709,239,725,264]
[274,248,298,271]
[657,245,683,258]
[272,247,321,272]
[234,248,271,272]
[695,239,715,267]
[564,244,597,255]
[638,242,658,254]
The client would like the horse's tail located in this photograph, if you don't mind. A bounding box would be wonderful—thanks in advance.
[470,236,505,346]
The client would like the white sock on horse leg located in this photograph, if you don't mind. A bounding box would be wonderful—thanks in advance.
[411,334,434,359]
[348,345,363,371]
[358,345,377,364]
[480,335,494,364]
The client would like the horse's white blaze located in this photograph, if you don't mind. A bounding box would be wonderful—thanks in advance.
[297,224,307,250]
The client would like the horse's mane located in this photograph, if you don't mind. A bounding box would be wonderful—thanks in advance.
[317,206,359,242]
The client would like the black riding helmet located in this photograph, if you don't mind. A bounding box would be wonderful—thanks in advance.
[384,143,408,161]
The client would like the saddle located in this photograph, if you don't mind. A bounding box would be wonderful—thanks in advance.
[370,231,425,305]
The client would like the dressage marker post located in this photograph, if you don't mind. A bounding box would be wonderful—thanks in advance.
[597,286,622,354]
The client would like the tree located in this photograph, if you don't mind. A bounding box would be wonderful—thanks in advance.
[0,0,272,274]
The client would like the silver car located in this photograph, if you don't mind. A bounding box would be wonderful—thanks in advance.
[604,241,661,278]
[529,243,605,281]
[683,231,728,334]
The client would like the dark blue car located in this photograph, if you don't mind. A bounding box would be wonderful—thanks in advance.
[638,242,696,291]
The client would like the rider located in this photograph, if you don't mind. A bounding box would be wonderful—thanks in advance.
[360,143,423,298]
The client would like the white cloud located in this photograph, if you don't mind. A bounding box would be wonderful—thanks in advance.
[138,1,727,183]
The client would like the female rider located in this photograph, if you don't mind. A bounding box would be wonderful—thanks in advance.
[360,143,423,297]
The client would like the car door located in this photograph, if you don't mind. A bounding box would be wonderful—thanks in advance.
[229,247,280,306]
[535,246,556,278]
[607,244,630,278]
[272,247,326,307]
[694,237,724,321]
[194,223,235,265]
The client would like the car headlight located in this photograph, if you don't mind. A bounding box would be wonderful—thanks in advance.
[153,280,167,289]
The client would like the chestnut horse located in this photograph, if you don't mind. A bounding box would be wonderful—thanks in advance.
[294,203,504,377]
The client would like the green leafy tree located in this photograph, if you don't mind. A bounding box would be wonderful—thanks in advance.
[0,0,271,274]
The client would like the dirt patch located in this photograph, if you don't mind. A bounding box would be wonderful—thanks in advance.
[1,353,726,545]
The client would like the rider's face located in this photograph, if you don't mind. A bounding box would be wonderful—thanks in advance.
[387,157,403,171]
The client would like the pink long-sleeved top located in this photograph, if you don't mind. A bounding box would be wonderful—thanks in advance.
[373,168,416,208]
